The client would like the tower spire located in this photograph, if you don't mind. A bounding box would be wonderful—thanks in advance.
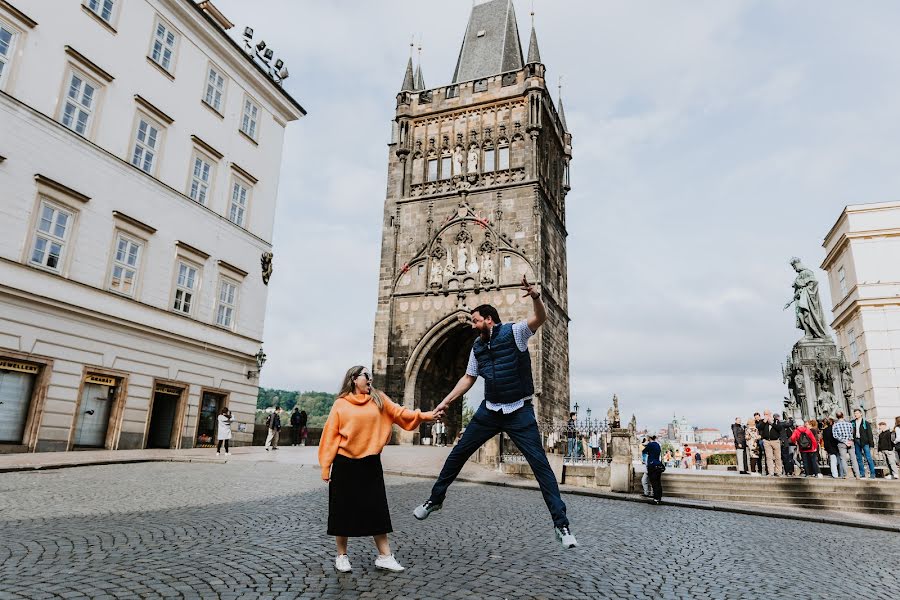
[400,40,415,91]
[414,38,426,91]
[557,76,568,132]
[526,5,542,64]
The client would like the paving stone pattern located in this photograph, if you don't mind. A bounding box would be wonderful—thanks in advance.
[0,462,898,599]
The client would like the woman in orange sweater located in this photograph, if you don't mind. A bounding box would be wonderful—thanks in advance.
[319,365,442,574]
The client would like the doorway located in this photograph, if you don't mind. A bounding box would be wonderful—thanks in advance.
[146,384,183,449]
[73,375,118,448]
[0,361,38,444]
[195,390,225,447]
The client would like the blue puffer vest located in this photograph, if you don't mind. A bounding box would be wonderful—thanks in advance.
[472,322,534,405]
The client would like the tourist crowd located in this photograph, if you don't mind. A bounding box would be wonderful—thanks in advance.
[731,409,900,479]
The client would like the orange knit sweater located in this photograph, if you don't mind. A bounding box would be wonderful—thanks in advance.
[318,393,430,480]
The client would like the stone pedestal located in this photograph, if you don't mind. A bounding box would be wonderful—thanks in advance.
[609,428,633,493]
[784,337,849,421]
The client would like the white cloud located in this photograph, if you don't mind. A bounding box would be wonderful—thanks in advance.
[216,0,900,430]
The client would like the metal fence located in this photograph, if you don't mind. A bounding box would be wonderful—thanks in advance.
[500,417,613,465]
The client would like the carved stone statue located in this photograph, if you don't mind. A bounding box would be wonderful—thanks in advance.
[261,252,273,285]
[784,257,829,340]
[429,257,443,289]
[628,414,637,433]
[480,253,495,284]
[453,146,464,176]
[456,244,468,275]
[841,364,854,400]
[444,245,455,279]
[467,243,479,274]
[467,146,479,173]
[608,394,621,428]
[817,387,840,418]
[793,372,806,401]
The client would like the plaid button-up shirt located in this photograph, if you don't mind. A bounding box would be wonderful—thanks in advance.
[832,420,853,444]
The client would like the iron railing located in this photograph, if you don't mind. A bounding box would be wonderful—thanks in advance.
[500,418,614,465]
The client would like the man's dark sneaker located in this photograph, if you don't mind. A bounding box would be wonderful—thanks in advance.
[413,500,442,520]
[555,526,579,549]
[653,499,662,505]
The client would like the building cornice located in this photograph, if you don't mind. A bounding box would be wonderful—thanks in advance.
[163,0,306,120]
[112,211,157,235]
[217,260,248,278]
[176,241,211,261]
[822,227,900,270]
[0,0,37,29]
[190,134,223,160]
[1,90,272,247]
[34,174,90,203]
[64,46,115,83]
[830,294,900,329]
[230,162,258,184]
[134,94,174,125]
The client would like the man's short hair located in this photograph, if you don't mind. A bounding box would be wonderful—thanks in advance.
[879,421,887,426]
[853,408,862,414]
[836,411,844,419]
[471,304,501,324]
[650,434,657,440]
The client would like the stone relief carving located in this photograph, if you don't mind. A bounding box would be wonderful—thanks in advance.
[261,252,273,285]
[453,146,464,175]
[467,145,479,174]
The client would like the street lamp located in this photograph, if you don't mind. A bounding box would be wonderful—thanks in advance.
[574,402,579,414]
[247,347,267,380]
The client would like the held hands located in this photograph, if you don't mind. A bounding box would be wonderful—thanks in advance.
[426,408,446,422]
[520,275,540,299]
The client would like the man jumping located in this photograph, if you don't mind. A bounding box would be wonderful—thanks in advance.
[413,276,578,549]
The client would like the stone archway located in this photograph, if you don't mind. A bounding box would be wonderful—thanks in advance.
[401,312,475,444]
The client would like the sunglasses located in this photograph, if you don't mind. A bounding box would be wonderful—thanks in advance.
[356,371,371,381]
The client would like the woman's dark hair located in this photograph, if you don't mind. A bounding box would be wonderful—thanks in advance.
[471,304,501,324]
[220,406,229,415]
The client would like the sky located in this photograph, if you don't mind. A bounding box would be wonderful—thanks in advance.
[215,0,900,432]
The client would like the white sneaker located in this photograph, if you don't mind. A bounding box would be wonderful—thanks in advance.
[555,526,579,549]
[374,554,405,572]
[225,451,231,456]
[215,451,220,455]
[334,554,351,573]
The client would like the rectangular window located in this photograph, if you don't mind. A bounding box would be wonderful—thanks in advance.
[427,159,438,182]
[188,153,213,205]
[229,179,249,227]
[215,279,238,328]
[61,72,97,136]
[848,328,858,361]
[417,265,424,277]
[498,146,510,170]
[173,262,198,315]
[441,156,452,180]
[484,148,495,172]
[0,22,16,88]
[109,233,141,296]
[131,115,162,174]
[30,201,72,271]
[503,255,511,268]
[240,97,260,140]
[838,266,847,296]
[150,18,177,72]
[85,0,115,23]
[204,66,225,112]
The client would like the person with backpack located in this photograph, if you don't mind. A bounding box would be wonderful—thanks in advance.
[877,421,898,479]
[791,419,822,478]
[264,406,282,451]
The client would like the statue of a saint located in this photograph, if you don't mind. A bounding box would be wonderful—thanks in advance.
[817,388,839,418]
[456,244,468,275]
[793,372,806,400]
[841,365,853,399]
[467,244,479,274]
[467,147,479,174]
[784,257,829,340]
[429,257,443,288]
[453,146,464,176]
[480,253,495,284]
[628,414,637,433]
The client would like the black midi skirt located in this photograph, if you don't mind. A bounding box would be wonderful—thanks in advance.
[327,453,393,537]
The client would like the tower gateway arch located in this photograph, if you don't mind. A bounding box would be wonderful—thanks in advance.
[372,0,573,443]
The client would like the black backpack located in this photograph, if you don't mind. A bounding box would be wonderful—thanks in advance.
[798,430,812,451]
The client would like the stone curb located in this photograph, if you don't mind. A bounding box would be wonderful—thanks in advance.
[0,456,225,474]
[383,469,900,534]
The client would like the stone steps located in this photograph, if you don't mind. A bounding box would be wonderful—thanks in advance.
[634,473,900,514]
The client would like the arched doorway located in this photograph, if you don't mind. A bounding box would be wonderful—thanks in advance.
[403,312,476,444]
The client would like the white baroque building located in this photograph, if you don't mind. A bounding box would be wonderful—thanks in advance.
[822,201,900,426]
[0,0,304,452]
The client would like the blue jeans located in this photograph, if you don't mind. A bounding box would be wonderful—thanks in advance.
[566,438,578,458]
[854,443,876,478]
[429,402,569,528]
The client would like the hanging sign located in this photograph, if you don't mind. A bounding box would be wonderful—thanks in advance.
[155,384,182,396]
[0,360,39,374]
[84,374,117,386]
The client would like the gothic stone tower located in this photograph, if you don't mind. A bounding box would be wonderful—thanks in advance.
[373,0,572,443]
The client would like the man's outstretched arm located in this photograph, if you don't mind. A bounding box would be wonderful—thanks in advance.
[434,374,476,414]
[522,276,546,333]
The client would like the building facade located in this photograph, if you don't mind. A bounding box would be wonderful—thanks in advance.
[821,200,900,426]
[0,0,304,452]
[372,0,573,442]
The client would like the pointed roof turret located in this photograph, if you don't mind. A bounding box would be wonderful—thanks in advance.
[526,23,541,64]
[557,78,568,132]
[400,56,415,91]
[414,63,425,91]
[452,0,524,84]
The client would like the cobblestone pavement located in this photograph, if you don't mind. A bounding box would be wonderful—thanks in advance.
[1,462,898,600]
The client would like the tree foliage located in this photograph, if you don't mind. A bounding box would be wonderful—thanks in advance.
[256,387,337,428]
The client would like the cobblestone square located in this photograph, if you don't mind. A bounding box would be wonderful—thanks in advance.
[1,461,898,600]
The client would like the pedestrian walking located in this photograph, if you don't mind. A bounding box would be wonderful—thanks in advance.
[589,430,600,459]
[683,446,693,469]
[757,410,784,476]
[831,412,857,478]
[694,451,702,470]
[791,420,822,478]
[412,277,579,549]
[216,406,232,456]
[290,407,307,446]
[645,435,665,504]
[319,365,442,573]
[877,422,898,479]
[264,406,282,451]
[731,417,748,474]
[851,409,877,479]
[674,448,683,469]
[565,412,578,459]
